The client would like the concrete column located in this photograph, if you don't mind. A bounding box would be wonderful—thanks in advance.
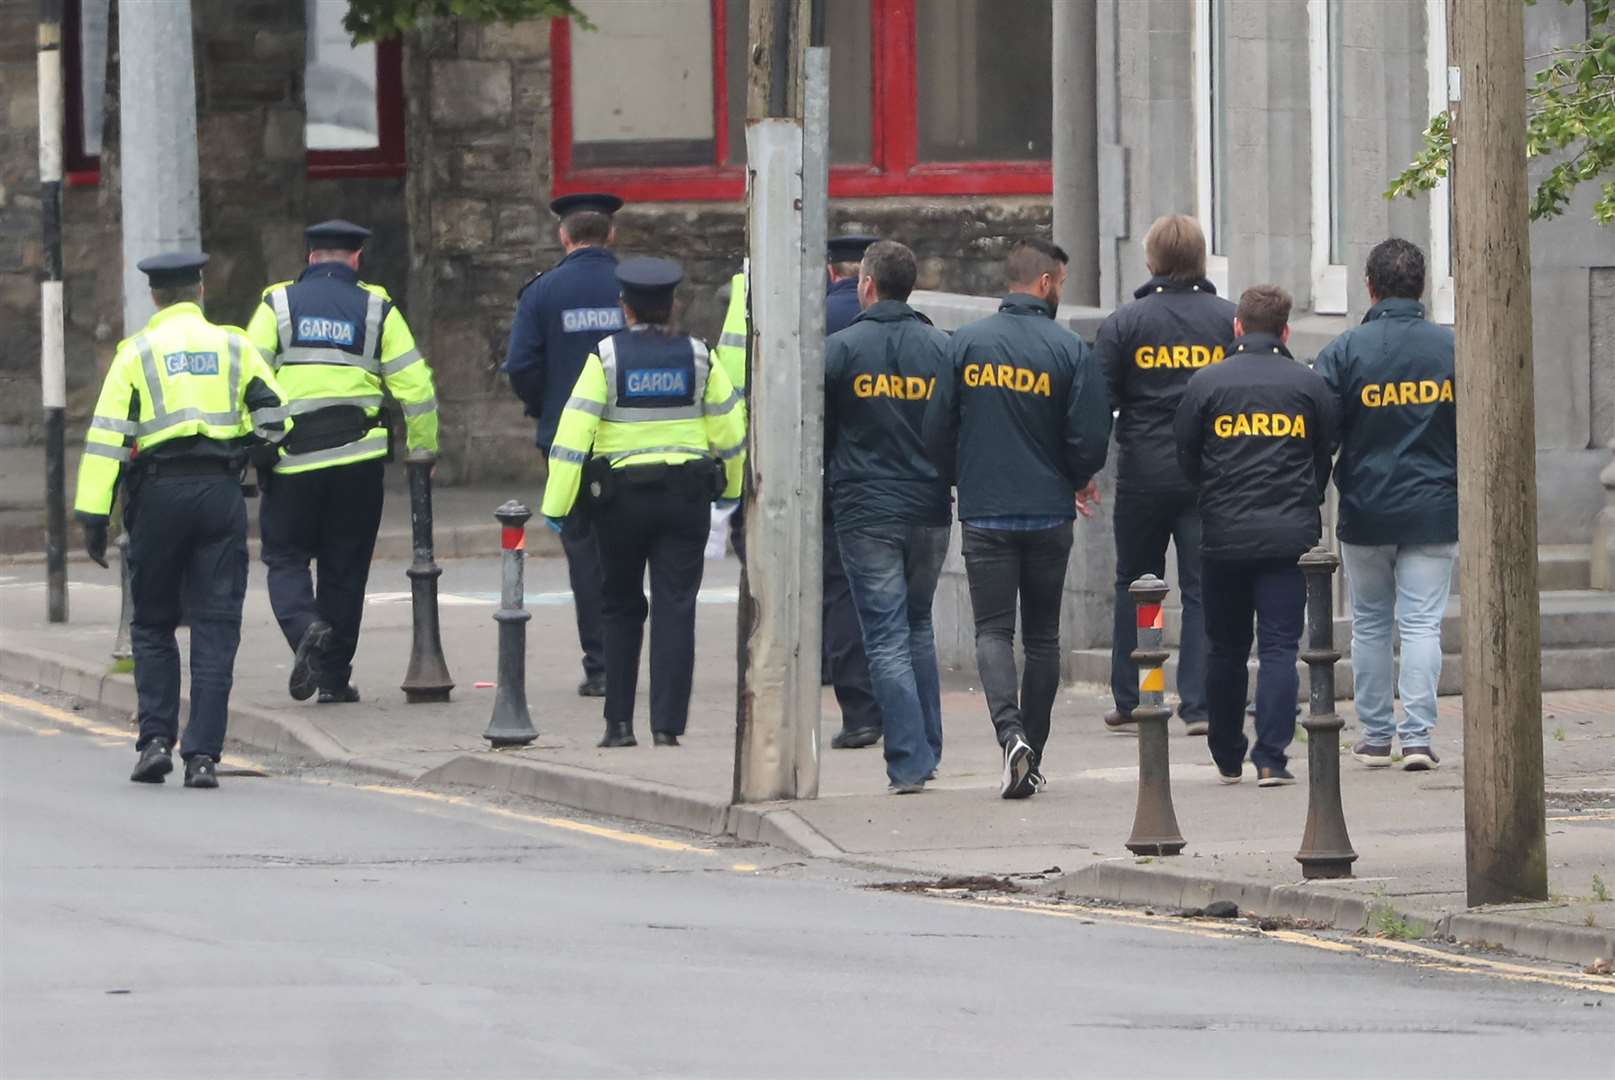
[1052,0,1100,306]
[118,1,200,333]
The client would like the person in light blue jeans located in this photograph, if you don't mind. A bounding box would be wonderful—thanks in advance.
[1314,239,1457,772]
[1341,542,1457,753]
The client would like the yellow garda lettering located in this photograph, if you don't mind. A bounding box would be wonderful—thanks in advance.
[1212,412,1308,439]
[853,372,935,400]
[1135,344,1226,369]
[1360,379,1454,407]
[961,362,1053,397]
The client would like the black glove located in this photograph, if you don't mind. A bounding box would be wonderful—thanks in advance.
[82,519,109,568]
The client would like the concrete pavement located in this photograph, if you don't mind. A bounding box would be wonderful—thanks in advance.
[4,708,1613,1079]
[2,549,1613,971]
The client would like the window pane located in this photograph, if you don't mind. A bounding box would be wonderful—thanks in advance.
[1327,0,1346,264]
[723,0,871,166]
[79,0,110,157]
[306,0,379,151]
[573,0,714,168]
[916,0,1051,163]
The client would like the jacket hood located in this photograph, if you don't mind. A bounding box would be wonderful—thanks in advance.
[1362,297,1426,324]
[1133,275,1220,300]
[999,292,1056,318]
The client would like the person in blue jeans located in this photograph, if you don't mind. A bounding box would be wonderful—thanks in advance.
[824,240,955,793]
[1315,239,1457,772]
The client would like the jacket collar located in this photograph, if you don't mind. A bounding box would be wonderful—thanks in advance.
[828,275,858,295]
[1133,275,1219,300]
[146,301,205,329]
[852,298,920,324]
[1363,297,1426,323]
[1232,332,1294,359]
[999,292,1055,318]
[558,245,617,268]
[298,260,360,285]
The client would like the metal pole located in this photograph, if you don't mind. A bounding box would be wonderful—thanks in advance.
[401,451,454,703]
[112,532,132,661]
[1051,0,1100,306]
[38,0,67,623]
[484,500,536,748]
[1295,546,1357,879]
[1450,0,1547,905]
[1122,574,1185,856]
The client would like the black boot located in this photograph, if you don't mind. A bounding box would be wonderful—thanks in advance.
[318,684,361,704]
[577,673,607,698]
[130,739,173,784]
[183,756,219,789]
[598,722,637,748]
[652,732,680,747]
[289,621,332,702]
[831,727,880,749]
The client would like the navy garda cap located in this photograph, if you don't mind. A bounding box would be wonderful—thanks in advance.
[616,256,683,307]
[549,192,624,218]
[827,234,878,262]
[305,219,371,252]
[136,251,209,288]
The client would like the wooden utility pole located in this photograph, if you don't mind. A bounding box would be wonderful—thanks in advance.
[1449,0,1548,906]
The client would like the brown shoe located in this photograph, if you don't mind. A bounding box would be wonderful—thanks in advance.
[1104,709,1133,732]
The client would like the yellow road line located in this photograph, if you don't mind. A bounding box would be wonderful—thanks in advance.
[354,783,715,856]
[0,690,264,772]
[928,892,1615,995]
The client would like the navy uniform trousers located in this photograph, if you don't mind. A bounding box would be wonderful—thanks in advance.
[562,523,607,680]
[822,514,882,735]
[126,468,249,762]
[593,474,709,736]
[260,457,385,691]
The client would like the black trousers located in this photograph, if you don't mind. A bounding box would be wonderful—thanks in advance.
[1202,556,1305,774]
[260,458,385,690]
[961,522,1074,762]
[1111,487,1208,724]
[823,515,882,734]
[562,523,607,680]
[594,482,709,735]
[126,472,248,761]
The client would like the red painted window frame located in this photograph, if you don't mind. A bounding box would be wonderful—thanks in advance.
[549,0,1052,203]
[60,0,406,187]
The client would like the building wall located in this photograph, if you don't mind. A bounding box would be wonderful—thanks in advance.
[0,2,46,446]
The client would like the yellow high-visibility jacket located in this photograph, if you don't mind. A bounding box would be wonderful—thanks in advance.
[245,265,438,474]
[75,302,290,517]
[712,270,748,391]
[541,326,746,519]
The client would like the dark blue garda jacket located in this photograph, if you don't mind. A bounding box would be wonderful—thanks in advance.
[824,300,953,532]
[941,294,1112,521]
[825,275,860,336]
[1094,276,1237,494]
[1174,334,1339,562]
[503,246,624,450]
[1313,298,1457,547]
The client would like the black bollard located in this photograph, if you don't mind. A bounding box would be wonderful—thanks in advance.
[484,500,537,748]
[112,532,132,662]
[1123,574,1186,856]
[1296,546,1358,878]
[401,451,454,703]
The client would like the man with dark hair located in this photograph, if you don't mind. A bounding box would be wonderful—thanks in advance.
[941,238,1112,798]
[1315,239,1455,772]
[1093,213,1234,738]
[503,191,626,698]
[825,240,954,793]
[1174,284,1337,787]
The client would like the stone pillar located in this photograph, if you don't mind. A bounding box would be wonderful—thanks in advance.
[1052,0,1099,306]
[1593,441,1615,591]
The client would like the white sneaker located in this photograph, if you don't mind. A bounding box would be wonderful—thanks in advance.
[1001,735,1035,799]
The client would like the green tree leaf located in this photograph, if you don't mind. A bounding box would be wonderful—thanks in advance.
[342,0,591,42]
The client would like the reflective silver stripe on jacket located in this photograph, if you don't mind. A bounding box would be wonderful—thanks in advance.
[274,429,389,472]
[251,405,291,442]
[84,442,131,462]
[549,444,590,465]
[90,416,137,435]
[718,332,746,350]
[716,439,747,460]
[268,288,293,355]
[400,395,438,419]
[705,387,743,418]
[598,335,709,423]
[363,291,386,361]
[287,395,383,416]
[275,346,381,373]
[137,407,244,436]
[133,335,166,418]
[603,444,711,464]
[564,395,605,418]
[226,336,242,410]
[379,348,422,378]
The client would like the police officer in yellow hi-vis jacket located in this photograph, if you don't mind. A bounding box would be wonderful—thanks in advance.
[76,251,291,788]
[246,220,439,705]
[542,257,746,748]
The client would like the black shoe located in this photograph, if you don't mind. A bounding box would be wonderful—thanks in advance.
[653,732,680,747]
[1104,709,1134,733]
[831,726,880,749]
[1400,745,1441,771]
[317,684,361,704]
[183,757,218,789]
[578,674,607,698]
[289,621,332,702]
[130,739,173,784]
[1000,735,1036,799]
[598,723,637,748]
[1257,765,1296,787]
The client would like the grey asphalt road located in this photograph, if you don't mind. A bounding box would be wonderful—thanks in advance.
[1,695,1610,1080]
